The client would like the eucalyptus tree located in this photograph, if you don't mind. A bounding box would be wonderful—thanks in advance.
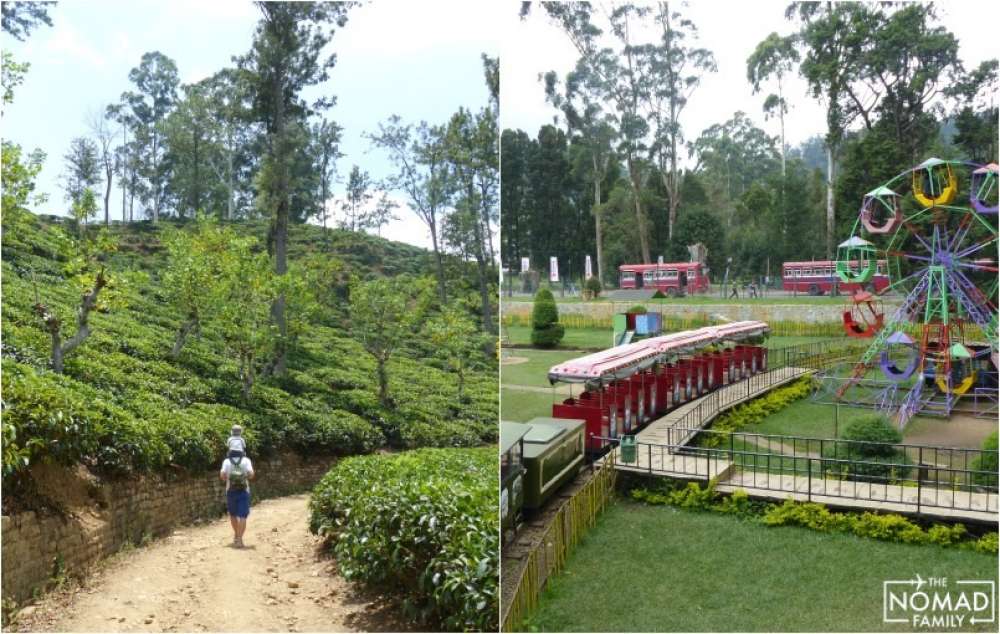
[238,0,354,375]
[87,109,118,225]
[311,118,343,230]
[113,51,180,222]
[164,81,218,217]
[444,106,497,335]
[784,2,873,258]
[369,117,451,304]
[746,32,799,177]
[648,1,716,241]
[537,2,654,263]
[544,68,617,284]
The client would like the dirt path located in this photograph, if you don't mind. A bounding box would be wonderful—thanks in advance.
[11,494,411,633]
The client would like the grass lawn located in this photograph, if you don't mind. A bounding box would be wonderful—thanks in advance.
[503,325,834,351]
[501,348,586,387]
[529,500,999,632]
[500,387,557,422]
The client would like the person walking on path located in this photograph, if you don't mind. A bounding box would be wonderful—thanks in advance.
[220,453,255,547]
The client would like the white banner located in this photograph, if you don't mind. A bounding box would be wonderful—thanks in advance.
[549,257,559,282]
[521,256,530,272]
[585,255,592,279]
[658,255,664,265]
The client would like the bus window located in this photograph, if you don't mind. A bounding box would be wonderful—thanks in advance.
[657,269,668,280]
[666,269,678,278]
[622,271,635,282]
[643,271,654,282]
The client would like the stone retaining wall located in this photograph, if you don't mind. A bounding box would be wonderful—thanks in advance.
[1,452,336,603]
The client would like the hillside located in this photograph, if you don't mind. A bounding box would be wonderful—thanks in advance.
[1,214,498,510]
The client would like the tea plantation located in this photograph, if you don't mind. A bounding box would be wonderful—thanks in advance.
[1,214,498,497]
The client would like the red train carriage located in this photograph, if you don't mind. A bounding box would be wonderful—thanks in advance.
[619,262,711,295]
[782,260,889,295]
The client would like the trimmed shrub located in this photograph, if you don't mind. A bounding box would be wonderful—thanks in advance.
[821,414,910,482]
[584,276,602,298]
[309,447,497,631]
[627,304,647,314]
[530,289,564,348]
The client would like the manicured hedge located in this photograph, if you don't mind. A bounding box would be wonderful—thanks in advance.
[530,289,564,348]
[309,447,498,631]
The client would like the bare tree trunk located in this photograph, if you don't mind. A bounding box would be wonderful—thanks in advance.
[778,76,787,179]
[376,358,390,407]
[104,166,113,226]
[429,219,447,305]
[627,157,651,263]
[592,154,605,284]
[36,269,107,373]
[171,317,198,359]
[826,144,836,259]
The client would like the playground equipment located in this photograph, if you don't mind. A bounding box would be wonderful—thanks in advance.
[822,158,999,428]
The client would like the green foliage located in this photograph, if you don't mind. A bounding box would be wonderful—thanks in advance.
[700,376,813,446]
[530,288,564,348]
[309,447,497,631]
[626,304,647,314]
[0,140,47,237]
[2,216,497,495]
[971,432,998,487]
[821,414,910,481]
[631,480,996,554]
[583,276,602,297]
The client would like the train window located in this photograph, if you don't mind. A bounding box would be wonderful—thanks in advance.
[643,271,654,281]
[622,271,635,281]
[657,269,668,280]
[666,269,678,278]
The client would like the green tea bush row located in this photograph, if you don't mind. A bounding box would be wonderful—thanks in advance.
[699,376,814,447]
[629,482,998,554]
[309,447,498,631]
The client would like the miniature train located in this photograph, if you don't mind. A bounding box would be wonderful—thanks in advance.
[501,321,771,534]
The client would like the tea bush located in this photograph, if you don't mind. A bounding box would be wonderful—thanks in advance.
[1,216,497,494]
[309,447,497,631]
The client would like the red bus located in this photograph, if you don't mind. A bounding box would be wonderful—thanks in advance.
[618,262,711,295]
[782,260,890,295]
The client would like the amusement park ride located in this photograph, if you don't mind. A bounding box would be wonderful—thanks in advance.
[819,158,999,428]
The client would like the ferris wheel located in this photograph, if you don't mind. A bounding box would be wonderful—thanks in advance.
[832,158,998,427]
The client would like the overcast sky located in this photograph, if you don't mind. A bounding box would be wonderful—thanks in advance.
[502,0,999,165]
[2,0,501,250]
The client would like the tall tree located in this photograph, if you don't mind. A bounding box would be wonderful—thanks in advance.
[62,137,102,211]
[786,1,873,258]
[544,70,618,284]
[649,1,716,240]
[311,118,343,230]
[239,1,354,375]
[340,164,373,231]
[369,117,451,304]
[747,32,799,178]
[116,51,180,222]
[88,110,118,225]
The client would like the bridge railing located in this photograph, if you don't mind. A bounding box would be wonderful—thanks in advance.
[603,428,998,516]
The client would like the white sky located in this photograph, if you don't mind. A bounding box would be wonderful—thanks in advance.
[2,0,502,250]
[501,0,1000,163]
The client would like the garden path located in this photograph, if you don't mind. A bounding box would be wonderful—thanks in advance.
[11,494,410,633]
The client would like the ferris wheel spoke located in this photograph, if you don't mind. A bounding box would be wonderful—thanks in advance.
[955,236,998,259]
[884,265,928,294]
[953,260,998,273]
[946,213,974,252]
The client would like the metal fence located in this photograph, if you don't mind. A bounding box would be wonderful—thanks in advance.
[613,430,998,516]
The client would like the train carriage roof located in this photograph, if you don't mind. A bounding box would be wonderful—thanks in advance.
[500,421,532,454]
[547,321,770,383]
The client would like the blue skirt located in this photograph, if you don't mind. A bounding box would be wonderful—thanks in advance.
[226,489,251,518]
